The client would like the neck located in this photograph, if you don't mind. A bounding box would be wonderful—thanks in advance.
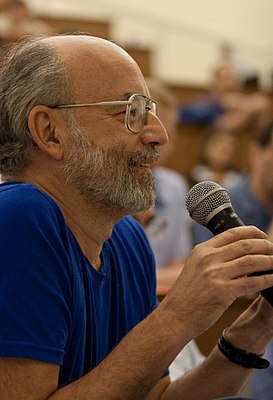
[16,170,123,271]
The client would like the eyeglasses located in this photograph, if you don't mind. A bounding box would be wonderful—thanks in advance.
[50,93,157,134]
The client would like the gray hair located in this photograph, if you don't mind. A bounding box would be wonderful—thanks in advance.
[0,35,71,178]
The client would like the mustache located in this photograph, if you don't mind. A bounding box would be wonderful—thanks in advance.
[129,146,160,166]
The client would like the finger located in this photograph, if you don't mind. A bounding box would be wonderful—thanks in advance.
[224,254,273,280]
[218,238,273,263]
[210,225,267,248]
[231,272,273,298]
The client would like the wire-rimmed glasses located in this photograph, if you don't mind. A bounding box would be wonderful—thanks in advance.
[50,93,157,134]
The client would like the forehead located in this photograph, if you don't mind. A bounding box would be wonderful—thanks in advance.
[46,35,148,101]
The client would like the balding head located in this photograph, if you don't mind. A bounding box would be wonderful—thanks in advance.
[0,33,147,178]
[42,34,147,102]
[43,34,134,64]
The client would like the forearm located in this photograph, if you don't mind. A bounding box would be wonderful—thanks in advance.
[161,346,251,400]
[161,296,273,400]
[53,272,273,400]
[48,307,185,400]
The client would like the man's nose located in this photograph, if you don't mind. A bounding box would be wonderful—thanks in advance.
[139,113,169,147]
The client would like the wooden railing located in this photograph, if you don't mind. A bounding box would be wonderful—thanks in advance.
[37,15,111,39]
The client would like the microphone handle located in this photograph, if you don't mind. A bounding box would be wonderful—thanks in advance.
[206,207,273,306]
[206,207,244,235]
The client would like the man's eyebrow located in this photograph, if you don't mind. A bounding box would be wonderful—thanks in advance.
[119,93,133,101]
[106,92,142,102]
[119,92,143,101]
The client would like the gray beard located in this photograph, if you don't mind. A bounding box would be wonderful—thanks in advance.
[61,126,158,214]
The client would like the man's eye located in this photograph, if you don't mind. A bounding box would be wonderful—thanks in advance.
[130,108,137,117]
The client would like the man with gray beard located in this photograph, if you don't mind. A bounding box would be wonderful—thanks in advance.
[1,34,273,400]
[62,120,158,213]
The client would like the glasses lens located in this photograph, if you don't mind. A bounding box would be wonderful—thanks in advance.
[128,95,146,133]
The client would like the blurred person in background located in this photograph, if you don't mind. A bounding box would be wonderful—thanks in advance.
[246,120,273,400]
[179,45,271,133]
[192,119,273,246]
[192,118,273,397]
[190,128,241,188]
[179,58,241,126]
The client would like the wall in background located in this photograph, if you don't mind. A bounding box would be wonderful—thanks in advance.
[26,0,273,88]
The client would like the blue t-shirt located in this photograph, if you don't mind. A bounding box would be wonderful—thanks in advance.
[0,182,158,386]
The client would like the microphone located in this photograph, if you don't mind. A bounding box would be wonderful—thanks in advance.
[185,180,273,306]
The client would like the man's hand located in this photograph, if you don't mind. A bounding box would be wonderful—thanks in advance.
[160,225,273,342]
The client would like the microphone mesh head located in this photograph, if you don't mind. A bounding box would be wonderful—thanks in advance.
[185,181,232,225]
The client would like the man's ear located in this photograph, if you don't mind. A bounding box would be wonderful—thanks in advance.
[28,105,65,160]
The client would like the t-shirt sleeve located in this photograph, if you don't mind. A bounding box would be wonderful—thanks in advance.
[0,187,72,365]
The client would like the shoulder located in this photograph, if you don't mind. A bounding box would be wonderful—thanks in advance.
[1,181,60,208]
[0,182,69,252]
[0,183,74,298]
[0,181,64,225]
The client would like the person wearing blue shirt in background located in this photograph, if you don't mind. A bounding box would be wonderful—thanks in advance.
[1,34,273,400]
[193,120,273,246]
